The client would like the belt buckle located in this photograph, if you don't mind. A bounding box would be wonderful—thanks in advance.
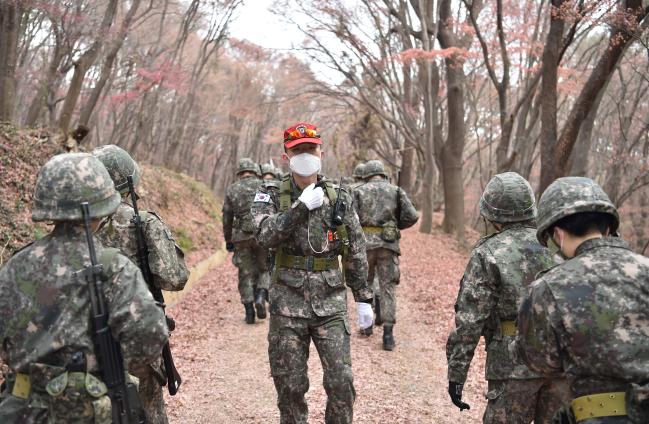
[306,256,314,272]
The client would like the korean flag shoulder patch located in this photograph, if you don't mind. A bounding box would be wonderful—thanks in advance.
[254,192,271,203]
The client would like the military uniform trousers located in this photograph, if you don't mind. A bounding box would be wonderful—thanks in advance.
[483,378,572,424]
[135,362,168,424]
[232,239,271,303]
[366,248,400,325]
[268,313,355,424]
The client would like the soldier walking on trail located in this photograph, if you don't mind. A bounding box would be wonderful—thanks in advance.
[446,172,571,423]
[516,177,649,424]
[352,159,418,350]
[93,145,189,424]
[0,153,168,423]
[251,122,373,424]
[223,158,271,324]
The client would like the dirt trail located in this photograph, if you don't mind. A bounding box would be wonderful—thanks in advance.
[166,227,488,423]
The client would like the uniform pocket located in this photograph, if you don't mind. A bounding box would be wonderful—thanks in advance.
[276,268,305,288]
[92,395,112,424]
[323,269,344,288]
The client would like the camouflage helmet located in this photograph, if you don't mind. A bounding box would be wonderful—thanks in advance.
[237,158,261,176]
[363,160,389,179]
[32,153,120,222]
[352,162,366,179]
[536,176,619,246]
[480,172,536,224]
[92,144,141,195]
[260,163,278,178]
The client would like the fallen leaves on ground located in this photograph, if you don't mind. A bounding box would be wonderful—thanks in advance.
[167,222,488,423]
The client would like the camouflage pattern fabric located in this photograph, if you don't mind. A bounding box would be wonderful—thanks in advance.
[223,175,263,243]
[0,224,168,423]
[366,248,400,324]
[479,172,536,224]
[236,157,261,176]
[97,202,189,292]
[352,178,418,254]
[252,175,370,423]
[268,314,354,424]
[96,201,186,424]
[251,176,372,317]
[535,177,619,246]
[91,144,141,195]
[447,223,573,422]
[31,153,120,222]
[447,224,557,383]
[516,237,649,420]
[232,239,271,303]
[483,378,572,424]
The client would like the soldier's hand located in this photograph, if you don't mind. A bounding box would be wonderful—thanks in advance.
[357,302,374,330]
[448,381,471,411]
[298,183,324,210]
[226,242,235,252]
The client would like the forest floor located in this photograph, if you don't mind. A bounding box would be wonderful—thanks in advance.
[165,224,489,423]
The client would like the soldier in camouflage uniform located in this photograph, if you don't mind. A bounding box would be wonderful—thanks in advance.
[261,163,281,187]
[0,153,168,423]
[223,158,270,324]
[446,172,571,423]
[516,177,649,424]
[352,160,418,349]
[251,122,373,424]
[93,145,188,424]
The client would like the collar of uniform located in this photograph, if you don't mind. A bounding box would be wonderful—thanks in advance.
[52,222,86,238]
[574,236,630,257]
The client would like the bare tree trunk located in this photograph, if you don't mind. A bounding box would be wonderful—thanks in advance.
[553,1,647,182]
[438,0,467,241]
[58,0,118,136]
[0,2,23,123]
[24,35,64,126]
[568,87,606,176]
[79,0,141,128]
[538,0,565,195]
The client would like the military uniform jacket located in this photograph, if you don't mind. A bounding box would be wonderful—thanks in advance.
[97,202,189,291]
[251,176,372,319]
[0,224,168,375]
[446,224,556,383]
[352,179,418,254]
[516,237,649,396]
[223,175,263,243]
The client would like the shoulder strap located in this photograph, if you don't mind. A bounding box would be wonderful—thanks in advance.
[99,247,120,280]
[279,176,291,212]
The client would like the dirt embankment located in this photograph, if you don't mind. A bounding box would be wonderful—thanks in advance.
[0,124,222,266]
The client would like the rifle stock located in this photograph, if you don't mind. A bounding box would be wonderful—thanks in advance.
[126,176,182,396]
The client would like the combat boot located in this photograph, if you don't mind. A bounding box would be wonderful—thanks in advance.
[244,302,255,324]
[383,324,395,351]
[255,288,268,319]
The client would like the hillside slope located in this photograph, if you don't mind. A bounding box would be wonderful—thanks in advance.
[0,124,222,267]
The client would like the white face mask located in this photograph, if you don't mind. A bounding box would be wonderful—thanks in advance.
[289,153,321,177]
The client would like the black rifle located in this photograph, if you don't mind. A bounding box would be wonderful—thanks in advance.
[126,176,182,396]
[80,202,144,424]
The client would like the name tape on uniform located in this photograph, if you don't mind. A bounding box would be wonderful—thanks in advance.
[254,192,271,203]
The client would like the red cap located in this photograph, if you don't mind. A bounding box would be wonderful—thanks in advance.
[283,122,322,149]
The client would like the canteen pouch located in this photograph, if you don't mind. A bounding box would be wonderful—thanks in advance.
[381,221,400,242]
[45,371,111,424]
[627,382,649,423]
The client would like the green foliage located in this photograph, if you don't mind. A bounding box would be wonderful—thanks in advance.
[175,228,195,252]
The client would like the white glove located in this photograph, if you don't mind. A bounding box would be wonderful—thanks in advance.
[298,183,324,210]
[357,302,374,330]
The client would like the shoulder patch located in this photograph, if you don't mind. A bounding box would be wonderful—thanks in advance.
[254,192,271,203]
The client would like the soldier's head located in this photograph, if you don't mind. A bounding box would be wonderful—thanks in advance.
[261,163,278,180]
[92,144,140,197]
[32,153,120,225]
[363,160,389,180]
[537,177,619,258]
[480,172,536,230]
[236,158,261,179]
[352,162,366,182]
[281,122,323,178]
